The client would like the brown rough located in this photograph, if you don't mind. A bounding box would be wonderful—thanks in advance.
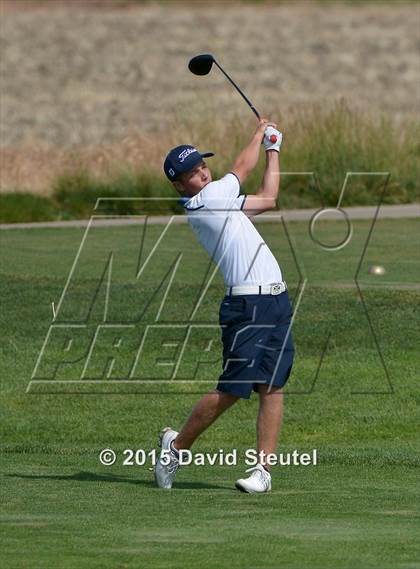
[0,1,418,192]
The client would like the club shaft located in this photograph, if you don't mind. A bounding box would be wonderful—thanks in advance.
[214,61,260,120]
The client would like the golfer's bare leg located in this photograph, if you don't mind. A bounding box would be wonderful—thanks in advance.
[256,385,284,470]
[173,389,239,451]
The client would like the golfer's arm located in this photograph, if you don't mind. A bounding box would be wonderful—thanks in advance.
[231,132,263,183]
[256,151,280,201]
[243,151,280,215]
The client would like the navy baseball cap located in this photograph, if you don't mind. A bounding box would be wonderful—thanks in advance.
[164,145,214,181]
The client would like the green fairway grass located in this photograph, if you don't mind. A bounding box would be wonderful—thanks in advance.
[1,217,419,568]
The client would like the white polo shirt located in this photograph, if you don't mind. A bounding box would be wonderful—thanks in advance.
[183,172,283,287]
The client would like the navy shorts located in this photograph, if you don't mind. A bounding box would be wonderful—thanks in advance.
[216,291,294,399]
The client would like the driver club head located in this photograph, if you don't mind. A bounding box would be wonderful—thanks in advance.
[188,54,215,76]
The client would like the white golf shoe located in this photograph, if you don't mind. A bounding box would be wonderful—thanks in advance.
[154,427,180,489]
[235,464,272,493]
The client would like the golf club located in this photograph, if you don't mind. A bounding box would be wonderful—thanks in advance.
[188,53,261,121]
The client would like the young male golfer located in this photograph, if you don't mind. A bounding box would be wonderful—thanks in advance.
[155,118,294,493]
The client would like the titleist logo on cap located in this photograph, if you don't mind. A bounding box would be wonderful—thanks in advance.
[178,148,197,163]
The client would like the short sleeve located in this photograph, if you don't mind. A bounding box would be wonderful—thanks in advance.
[199,172,246,211]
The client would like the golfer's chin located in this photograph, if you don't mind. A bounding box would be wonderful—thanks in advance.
[201,178,211,187]
[190,180,211,195]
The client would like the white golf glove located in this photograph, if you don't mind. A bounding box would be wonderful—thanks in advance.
[263,127,282,152]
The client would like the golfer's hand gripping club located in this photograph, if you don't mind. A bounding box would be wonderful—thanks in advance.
[263,126,282,152]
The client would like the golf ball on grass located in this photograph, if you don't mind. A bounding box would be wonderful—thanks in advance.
[368,265,386,276]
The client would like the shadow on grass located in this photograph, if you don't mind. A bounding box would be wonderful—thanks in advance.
[5,471,230,490]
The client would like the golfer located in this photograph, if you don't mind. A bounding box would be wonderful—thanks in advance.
[155,119,294,493]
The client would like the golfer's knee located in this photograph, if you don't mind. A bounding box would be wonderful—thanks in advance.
[214,389,240,407]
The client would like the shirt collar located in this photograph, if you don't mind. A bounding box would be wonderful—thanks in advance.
[177,196,192,208]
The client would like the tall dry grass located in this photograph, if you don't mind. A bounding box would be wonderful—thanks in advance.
[0,101,418,221]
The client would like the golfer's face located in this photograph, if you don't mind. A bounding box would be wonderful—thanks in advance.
[181,161,212,194]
